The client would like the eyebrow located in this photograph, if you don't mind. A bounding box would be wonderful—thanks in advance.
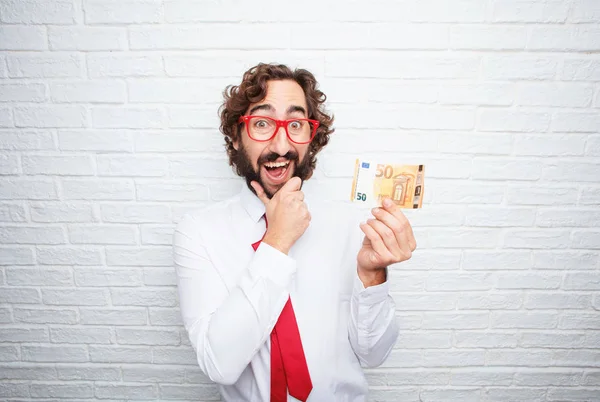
[287,105,307,116]
[247,104,307,117]
[248,104,273,115]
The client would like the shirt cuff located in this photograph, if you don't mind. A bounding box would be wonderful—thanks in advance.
[353,269,390,304]
[250,242,297,289]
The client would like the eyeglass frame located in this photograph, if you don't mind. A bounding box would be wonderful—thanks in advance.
[238,115,320,144]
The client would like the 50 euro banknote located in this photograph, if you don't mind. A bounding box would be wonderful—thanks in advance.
[350,159,425,209]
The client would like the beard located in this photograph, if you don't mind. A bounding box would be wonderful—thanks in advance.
[233,142,312,199]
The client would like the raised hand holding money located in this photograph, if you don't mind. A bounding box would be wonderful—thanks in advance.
[357,197,417,286]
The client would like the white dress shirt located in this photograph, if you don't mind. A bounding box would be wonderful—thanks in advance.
[173,183,399,402]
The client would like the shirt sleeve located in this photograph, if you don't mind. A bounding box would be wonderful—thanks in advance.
[173,213,295,385]
[348,269,399,367]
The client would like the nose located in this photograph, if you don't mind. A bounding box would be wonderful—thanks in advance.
[269,125,292,156]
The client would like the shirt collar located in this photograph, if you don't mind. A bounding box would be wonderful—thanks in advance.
[240,182,266,223]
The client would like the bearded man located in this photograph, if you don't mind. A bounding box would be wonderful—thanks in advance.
[173,63,416,402]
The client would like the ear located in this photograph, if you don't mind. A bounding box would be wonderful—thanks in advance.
[232,124,240,150]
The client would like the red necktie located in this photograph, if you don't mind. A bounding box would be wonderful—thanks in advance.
[252,217,313,402]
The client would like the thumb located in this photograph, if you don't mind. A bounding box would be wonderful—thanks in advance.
[250,181,269,205]
[280,176,302,194]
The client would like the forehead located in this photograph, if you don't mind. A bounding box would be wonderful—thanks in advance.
[255,79,307,110]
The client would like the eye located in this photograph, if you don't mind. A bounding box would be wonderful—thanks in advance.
[254,119,269,128]
[289,121,302,130]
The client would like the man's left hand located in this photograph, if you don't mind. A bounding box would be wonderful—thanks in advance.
[357,198,417,286]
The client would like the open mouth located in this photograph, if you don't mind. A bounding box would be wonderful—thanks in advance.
[262,160,292,185]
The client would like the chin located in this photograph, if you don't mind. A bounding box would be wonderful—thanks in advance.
[260,163,296,196]
[260,177,288,199]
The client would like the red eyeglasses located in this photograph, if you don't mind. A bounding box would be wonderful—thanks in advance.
[238,115,319,144]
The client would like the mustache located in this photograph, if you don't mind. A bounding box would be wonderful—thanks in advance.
[258,151,299,165]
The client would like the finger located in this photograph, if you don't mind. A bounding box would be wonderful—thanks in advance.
[371,207,403,241]
[382,197,408,224]
[250,181,269,205]
[381,197,399,214]
[406,230,417,252]
[359,224,382,266]
[366,219,404,260]
[280,176,302,194]
[359,221,391,261]
[371,207,410,248]
[374,205,416,252]
[398,212,416,251]
[359,223,391,267]
[283,191,305,208]
[406,222,416,251]
[286,191,304,202]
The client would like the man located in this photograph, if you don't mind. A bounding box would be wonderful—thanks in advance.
[173,63,416,401]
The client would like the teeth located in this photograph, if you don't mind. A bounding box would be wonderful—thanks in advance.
[264,161,289,168]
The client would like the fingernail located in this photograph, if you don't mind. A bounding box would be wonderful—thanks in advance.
[383,199,393,207]
[372,207,380,214]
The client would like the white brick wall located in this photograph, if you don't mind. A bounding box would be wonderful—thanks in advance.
[0,0,599,401]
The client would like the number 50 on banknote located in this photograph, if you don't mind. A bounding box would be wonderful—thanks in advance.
[350,159,425,209]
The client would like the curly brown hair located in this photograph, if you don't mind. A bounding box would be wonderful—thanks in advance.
[219,63,335,178]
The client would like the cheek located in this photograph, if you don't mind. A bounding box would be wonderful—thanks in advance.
[240,136,263,168]
[250,146,268,168]
[298,145,310,160]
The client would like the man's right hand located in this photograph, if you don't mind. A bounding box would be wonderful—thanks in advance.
[250,177,311,255]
